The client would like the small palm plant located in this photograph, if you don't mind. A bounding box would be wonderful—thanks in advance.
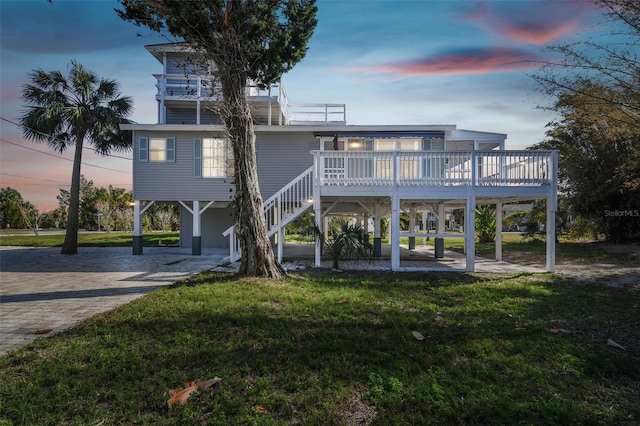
[316,219,373,270]
[475,205,497,243]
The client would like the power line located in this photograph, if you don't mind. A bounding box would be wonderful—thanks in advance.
[0,116,134,161]
[0,173,132,187]
[0,138,132,175]
[1,173,69,185]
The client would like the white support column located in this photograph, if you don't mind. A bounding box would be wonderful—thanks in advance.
[277,227,284,263]
[373,203,382,258]
[313,151,322,267]
[267,85,272,125]
[435,203,446,259]
[314,201,322,268]
[466,153,478,271]
[546,151,558,272]
[437,204,445,234]
[546,199,556,272]
[465,197,476,272]
[391,195,401,271]
[408,206,416,250]
[159,53,167,124]
[495,202,503,261]
[133,200,143,255]
[196,76,201,125]
[422,211,428,245]
[192,200,201,255]
[460,208,467,254]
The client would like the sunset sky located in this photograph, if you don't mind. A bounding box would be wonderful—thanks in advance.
[0,0,617,211]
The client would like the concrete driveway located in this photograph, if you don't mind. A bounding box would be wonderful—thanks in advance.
[0,246,228,356]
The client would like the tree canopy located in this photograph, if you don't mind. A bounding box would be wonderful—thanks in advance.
[116,0,318,277]
[533,0,640,129]
[532,0,640,242]
[116,0,317,89]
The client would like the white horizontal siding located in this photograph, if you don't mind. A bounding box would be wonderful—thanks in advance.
[166,108,197,125]
[256,132,319,198]
[133,129,319,201]
[133,130,233,201]
[166,54,205,75]
[166,107,223,125]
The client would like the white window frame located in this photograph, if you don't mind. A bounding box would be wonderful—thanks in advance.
[194,137,232,178]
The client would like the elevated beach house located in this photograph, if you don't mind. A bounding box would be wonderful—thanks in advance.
[122,43,558,272]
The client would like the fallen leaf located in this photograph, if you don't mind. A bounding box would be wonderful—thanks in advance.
[547,328,572,335]
[168,386,183,397]
[199,377,223,389]
[167,377,223,407]
[411,331,425,341]
[607,338,626,351]
[167,385,198,408]
[35,328,53,335]
[337,298,349,304]
[253,404,266,413]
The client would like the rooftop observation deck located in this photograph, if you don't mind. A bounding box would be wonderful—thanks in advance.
[153,74,346,125]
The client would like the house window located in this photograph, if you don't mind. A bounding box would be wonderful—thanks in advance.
[139,137,175,162]
[399,138,420,179]
[194,138,233,178]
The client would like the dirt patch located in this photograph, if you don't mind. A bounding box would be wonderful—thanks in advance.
[500,243,640,290]
[340,390,377,426]
[555,262,640,290]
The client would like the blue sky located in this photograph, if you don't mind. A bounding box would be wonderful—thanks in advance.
[0,0,614,211]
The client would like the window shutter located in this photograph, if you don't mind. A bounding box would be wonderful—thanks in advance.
[365,138,374,151]
[194,138,202,178]
[139,137,149,162]
[166,137,176,162]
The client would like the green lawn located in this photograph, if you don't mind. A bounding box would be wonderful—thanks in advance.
[0,232,179,248]
[1,270,638,425]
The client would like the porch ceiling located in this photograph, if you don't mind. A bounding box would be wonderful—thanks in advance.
[319,194,547,215]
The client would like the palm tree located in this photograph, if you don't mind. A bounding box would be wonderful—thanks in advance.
[20,60,133,254]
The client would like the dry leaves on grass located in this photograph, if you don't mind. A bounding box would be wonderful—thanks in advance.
[167,377,223,408]
[547,328,573,335]
[411,331,425,341]
[607,338,626,351]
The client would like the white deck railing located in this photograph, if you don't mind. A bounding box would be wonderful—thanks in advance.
[223,150,555,262]
[154,74,346,125]
[223,166,314,262]
[285,104,346,125]
[314,150,555,187]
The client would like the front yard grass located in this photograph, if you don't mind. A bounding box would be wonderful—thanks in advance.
[0,232,179,248]
[1,270,638,425]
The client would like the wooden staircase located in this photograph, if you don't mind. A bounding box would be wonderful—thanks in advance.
[223,166,314,262]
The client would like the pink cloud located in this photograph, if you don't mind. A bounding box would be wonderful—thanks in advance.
[493,19,580,45]
[455,1,597,45]
[344,48,540,77]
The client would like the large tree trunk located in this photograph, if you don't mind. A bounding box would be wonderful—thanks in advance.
[219,67,284,278]
[61,131,85,255]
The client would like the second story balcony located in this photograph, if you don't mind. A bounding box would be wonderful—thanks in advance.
[312,149,557,198]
